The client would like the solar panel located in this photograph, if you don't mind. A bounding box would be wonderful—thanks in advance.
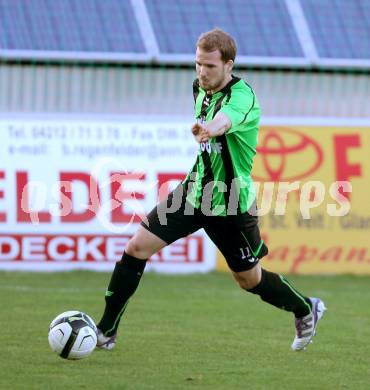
[301,0,370,59]
[0,0,145,53]
[145,0,304,57]
[0,0,368,67]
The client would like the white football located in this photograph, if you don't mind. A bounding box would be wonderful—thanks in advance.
[48,310,97,360]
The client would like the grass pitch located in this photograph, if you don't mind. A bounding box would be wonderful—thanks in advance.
[0,271,369,390]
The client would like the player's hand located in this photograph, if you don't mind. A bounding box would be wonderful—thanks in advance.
[191,123,210,143]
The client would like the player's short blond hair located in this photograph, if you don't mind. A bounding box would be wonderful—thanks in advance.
[196,28,237,63]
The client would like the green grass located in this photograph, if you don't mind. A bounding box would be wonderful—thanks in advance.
[1,271,370,390]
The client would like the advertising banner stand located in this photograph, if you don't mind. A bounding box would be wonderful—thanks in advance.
[1,116,369,274]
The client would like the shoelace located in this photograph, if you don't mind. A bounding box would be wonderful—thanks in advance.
[295,315,313,337]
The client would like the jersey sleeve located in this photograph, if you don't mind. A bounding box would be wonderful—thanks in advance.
[219,84,256,131]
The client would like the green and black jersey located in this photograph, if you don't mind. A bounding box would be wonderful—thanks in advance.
[183,75,260,216]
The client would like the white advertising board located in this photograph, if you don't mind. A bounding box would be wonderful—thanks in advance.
[0,116,216,272]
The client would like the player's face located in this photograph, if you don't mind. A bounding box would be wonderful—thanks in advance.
[196,48,232,92]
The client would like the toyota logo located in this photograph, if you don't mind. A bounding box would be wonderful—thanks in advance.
[253,127,323,181]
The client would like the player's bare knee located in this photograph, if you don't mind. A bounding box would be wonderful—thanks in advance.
[233,270,260,290]
[237,278,259,290]
[125,238,148,259]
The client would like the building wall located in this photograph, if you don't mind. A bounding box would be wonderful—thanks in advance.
[0,64,369,118]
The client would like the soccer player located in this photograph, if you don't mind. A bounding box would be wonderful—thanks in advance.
[96,29,325,351]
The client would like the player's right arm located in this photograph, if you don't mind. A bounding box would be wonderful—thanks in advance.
[191,112,231,143]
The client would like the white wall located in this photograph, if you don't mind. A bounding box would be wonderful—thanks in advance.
[0,64,369,118]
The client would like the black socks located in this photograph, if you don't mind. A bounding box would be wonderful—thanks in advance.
[247,269,312,318]
[97,252,146,336]
[98,256,311,337]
